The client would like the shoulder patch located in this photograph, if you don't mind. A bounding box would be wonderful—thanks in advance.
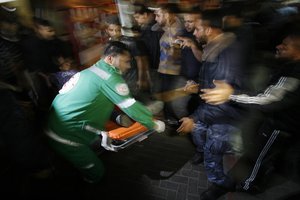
[115,83,129,96]
[59,73,80,94]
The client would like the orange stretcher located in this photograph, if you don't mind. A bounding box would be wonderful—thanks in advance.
[84,121,156,152]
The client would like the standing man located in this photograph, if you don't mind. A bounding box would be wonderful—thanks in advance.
[105,15,150,98]
[133,3,163,94]
[154,3,189,121]
[46,41,165,183]
[199,29,300,200]
[176,11,203,118]
[177,10,246,196]
[178,11,203,81]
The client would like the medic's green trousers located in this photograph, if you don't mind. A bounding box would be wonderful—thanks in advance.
[46,130,105,183]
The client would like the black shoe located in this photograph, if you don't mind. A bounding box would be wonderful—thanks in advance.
[165,119,180,128]
[200,184,231,200]
[190,152,204,165]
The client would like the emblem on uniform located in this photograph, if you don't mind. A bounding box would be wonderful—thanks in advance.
[115,83,129,96]
[59,73,80,94]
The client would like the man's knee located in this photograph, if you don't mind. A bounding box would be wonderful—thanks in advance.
[205,139,230,154]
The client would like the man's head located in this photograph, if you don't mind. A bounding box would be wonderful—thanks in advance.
[105,15,122,41]
[103,41,131,73]
[33,17,56,40]
[276,32,300,61]
[193,18,207,43]
[193,10,223,43]
[133,4,154,27]
[155,3,179,27]
[183,13,201,33]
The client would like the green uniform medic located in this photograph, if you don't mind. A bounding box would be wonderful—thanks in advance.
[46,59,156,183]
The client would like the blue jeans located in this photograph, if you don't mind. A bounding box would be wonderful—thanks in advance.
[192,121,242,185]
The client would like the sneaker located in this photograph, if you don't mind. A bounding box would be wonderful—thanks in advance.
[200,184,232,200]
[190,152,204,165]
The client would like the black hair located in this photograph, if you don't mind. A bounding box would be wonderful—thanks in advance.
[105,15,121,26]
[277,17,300,44]
[222,2,245,18]
[189,6,203,15]
[160,3,181,14]
[287,23,300,50]
[133,3,152,15]
[202,9,224,29]
[33,17,53,27]
[103,41,130,57]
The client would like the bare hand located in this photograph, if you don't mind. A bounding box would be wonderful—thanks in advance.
[177,36,196,49]
[176,117,195,134]
[184,80,199,94]
[200,80,234,105]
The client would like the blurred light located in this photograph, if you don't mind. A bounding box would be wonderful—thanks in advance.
[1,5,16,11]
[0,0,16,3]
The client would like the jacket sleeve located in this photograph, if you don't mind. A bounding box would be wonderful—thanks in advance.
[101,74,155,129]
[229,76,300,112]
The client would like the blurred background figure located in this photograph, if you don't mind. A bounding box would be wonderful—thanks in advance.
[133,3,163,96]
[49,57,79,92]
[0,4,53,196]
[105,14,122,41]
[21,17,73,111]
[176,9,203,115]
[154,3,191,123]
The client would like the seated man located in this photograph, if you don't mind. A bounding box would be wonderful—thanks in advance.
[46,41,165,184]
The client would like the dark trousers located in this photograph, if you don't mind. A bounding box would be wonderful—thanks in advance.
[227,119,297,191]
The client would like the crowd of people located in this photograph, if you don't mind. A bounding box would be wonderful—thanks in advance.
[1,1,300,200]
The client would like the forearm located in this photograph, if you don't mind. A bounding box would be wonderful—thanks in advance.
[230,77,299,112]
[191,44,203,62]
[121,101,155,129]
[135,56,148,81]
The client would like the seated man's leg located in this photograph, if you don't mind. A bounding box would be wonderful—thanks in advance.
[190,121,208,165]
[200,124,240,200]
[204,124,240,186]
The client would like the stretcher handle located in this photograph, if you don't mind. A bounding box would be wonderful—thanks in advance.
[84,125,117,152]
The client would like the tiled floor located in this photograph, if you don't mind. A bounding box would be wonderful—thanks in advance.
[1,127,300,200]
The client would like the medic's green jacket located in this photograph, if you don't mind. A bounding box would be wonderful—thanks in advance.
[47,59,155,144]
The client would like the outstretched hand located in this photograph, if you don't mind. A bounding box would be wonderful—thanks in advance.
[177,36,196,49]
[200,80,234,105]
[184,80,199,94]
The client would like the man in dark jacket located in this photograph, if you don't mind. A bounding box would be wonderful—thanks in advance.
[177,10,246,193]
[199,28,300,200]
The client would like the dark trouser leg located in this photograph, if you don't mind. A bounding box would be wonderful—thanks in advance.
[204,124,241,186]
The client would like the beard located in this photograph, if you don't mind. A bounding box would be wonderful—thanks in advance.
[196,36,207,46]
